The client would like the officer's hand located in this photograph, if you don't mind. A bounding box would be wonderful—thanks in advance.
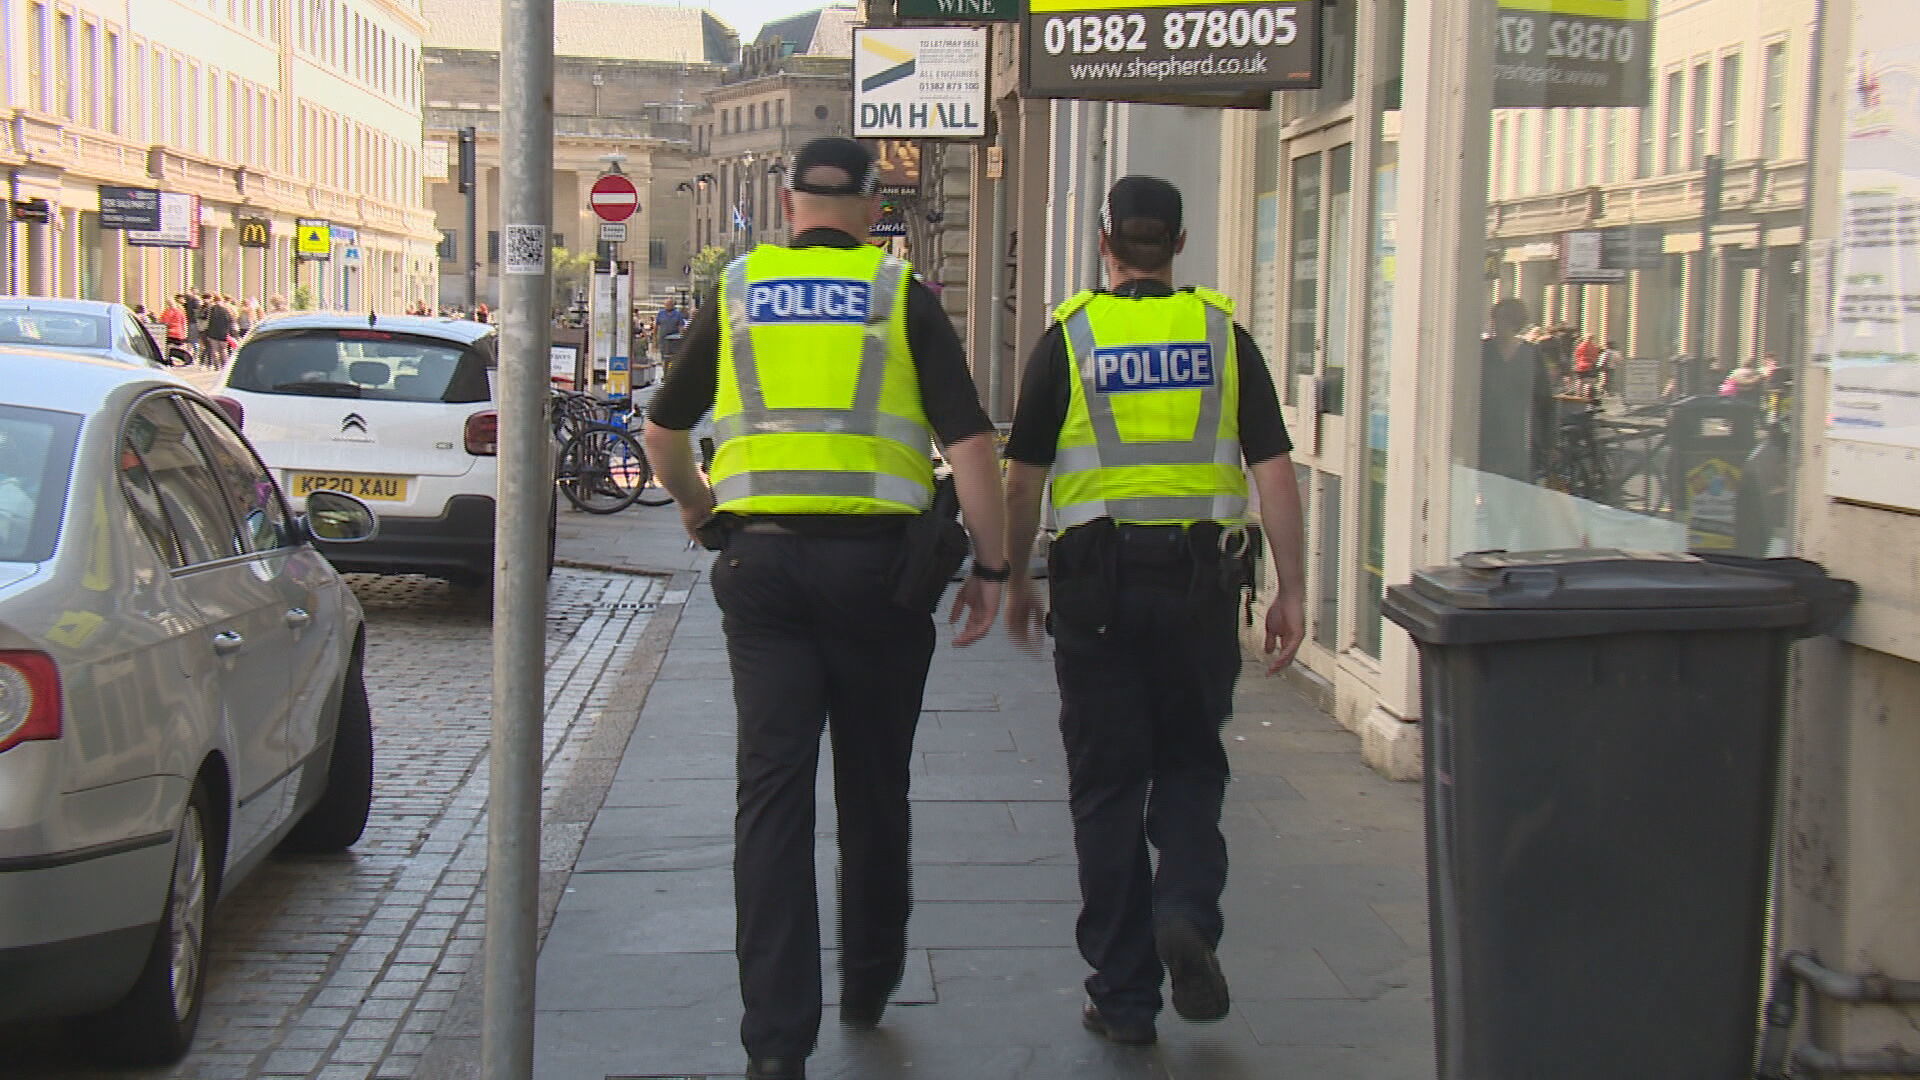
[1004,578,1047,654]
[949,577,1001,647]
[678,490,715,543]
[1263,595,1306,675]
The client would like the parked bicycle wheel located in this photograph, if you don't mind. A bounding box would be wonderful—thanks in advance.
[558,423,649,514]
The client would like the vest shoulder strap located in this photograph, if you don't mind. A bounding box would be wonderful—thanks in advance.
[1189,286,1236,316]
[1052,290,1097,323]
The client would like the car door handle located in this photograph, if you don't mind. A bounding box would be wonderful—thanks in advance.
[285,607,312,629]
[211,631,245,655]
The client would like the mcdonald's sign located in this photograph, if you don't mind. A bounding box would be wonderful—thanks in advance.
[237,216,272,249]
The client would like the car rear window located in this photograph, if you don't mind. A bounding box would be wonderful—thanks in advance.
[0,307,109,350]
[0,403,82,564]
[228,329,489,403]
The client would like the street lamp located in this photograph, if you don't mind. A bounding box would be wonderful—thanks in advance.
[764,160,787,244]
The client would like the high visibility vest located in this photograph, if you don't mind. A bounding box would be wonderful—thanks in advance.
[710,244,935,515]
[1051,287,1248,529]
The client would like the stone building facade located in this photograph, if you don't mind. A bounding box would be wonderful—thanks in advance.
[421,0,733,307]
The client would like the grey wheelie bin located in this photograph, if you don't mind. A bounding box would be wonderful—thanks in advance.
[1382,549,1853,1080]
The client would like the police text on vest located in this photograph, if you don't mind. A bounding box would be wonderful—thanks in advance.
[747,278,873,324]
[1091,343,1215,393]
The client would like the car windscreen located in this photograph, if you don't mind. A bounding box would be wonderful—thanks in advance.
[0,404,82,564]
[0,307,110,350]
[227,329,489,403]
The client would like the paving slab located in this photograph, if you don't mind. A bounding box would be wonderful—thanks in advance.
[513,509,1433,1079]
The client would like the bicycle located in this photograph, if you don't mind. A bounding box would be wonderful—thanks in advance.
[548,389,676,509]
[556,421,651,514]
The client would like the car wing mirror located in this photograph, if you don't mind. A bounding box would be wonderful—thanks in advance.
[303,490,378,544]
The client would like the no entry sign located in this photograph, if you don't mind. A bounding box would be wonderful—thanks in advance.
[590,173,640,223]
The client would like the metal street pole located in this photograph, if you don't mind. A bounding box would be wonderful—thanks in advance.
[1689,154,1724,390]
[485,0,551,1077]
[460,126,479,311]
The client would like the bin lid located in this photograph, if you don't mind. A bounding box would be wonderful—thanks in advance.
[1413,549,1801,611]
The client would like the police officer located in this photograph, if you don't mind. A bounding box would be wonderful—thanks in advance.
[1001,175,1307,1046]
[640,137,1008,1080]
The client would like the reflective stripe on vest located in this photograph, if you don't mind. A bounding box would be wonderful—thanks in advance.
[1052,296,1247,530]
[712,250,934,511]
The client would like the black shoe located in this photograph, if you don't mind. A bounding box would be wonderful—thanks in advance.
[745,1056,806,1080]
[840,991,888,1030]
[1156,918,1231,1021]
[1081,1001,1157,1046]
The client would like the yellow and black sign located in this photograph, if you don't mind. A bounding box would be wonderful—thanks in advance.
[237,216,272,249]
[296,218,332,260]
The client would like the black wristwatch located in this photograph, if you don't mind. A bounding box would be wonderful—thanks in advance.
[969,561,1012,583]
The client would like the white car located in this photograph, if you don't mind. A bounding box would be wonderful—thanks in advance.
[0,345,377,1062]
[0,295,175,371]
[218,313,551,586]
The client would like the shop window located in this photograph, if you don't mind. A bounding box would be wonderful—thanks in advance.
[1314,472,1341,651]
[1325,145,1352,416]
[1355,145,1398,659]
[1286,153,1321,407]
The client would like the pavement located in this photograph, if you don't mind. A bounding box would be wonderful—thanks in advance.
[427,503,1438,1080]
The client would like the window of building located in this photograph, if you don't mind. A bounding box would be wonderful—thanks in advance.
[1601,110,1617,184]
[814,104,828,120]
[649,239,667,268]
[776,99,784,128]
[1492,116,1509,198]
[721,111,729,135]
[1719,53,1742,159]
[104,31,120,135]
[25,3,46,111]
[1763,41,1788,160]
[1663,68,1683,173]
[54,11,73,119]
[79,22,97,128]
[1637,107,1654,178]
[1690,62,1710,169]
[1557,112,1575,190]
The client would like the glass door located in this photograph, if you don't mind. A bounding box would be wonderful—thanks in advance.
[1280,130,1356,659]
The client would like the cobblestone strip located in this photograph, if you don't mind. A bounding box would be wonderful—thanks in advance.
[8,569,664,1080]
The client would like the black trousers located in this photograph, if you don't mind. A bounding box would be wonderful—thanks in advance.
[1050,533,1242,1026]
[711,530,936,1060]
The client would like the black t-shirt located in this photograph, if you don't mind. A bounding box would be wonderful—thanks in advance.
[1003,280,1293,467]
[645,228,993,449]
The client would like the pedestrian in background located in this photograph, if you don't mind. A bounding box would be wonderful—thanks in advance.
[160,296,190,366]
[1002,175,1308,1047]
[652,296,687,364]
[642,137,1007,1080]
[202,295,236,368]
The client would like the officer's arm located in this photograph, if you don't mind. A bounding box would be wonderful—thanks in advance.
[1004,462,1047,584]
[1249,454,1308,672]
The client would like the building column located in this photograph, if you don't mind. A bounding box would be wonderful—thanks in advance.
[103,230,126,303]
[26,220,54,295]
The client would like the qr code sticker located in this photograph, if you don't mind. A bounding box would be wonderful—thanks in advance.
[503,224,546,276]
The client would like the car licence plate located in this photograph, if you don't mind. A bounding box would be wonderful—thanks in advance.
[291,472,411,502]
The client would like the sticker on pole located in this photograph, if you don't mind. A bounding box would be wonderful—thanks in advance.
[503,224,547,276]
[854,27,989,139]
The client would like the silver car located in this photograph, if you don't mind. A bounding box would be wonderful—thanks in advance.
[0,295,174,371]
[0,345,378,1063]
